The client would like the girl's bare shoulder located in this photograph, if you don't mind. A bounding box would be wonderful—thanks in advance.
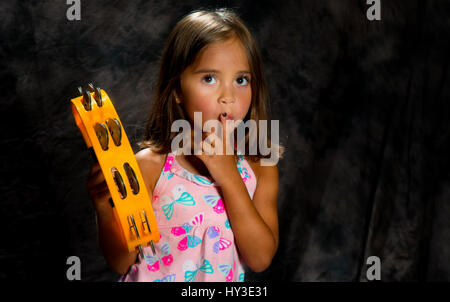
[134,148,168,192]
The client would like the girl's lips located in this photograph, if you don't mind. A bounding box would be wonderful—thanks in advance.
[220,112,234,120]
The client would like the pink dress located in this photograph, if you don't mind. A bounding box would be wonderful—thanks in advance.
[119,151,257,282]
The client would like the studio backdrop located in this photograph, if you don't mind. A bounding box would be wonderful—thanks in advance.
[0,0,449,281]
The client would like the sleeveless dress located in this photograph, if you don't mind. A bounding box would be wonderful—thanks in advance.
[119,151,257,282]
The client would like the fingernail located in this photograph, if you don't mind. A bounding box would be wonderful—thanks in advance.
[221,112,227,117]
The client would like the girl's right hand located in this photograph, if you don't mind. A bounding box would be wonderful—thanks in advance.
[87,162,112,214]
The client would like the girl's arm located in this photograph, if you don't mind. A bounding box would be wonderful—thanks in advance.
[95,199,139,275]
[87,163,138,275]
[87,149,163,275]
[196,116,279,272]
[219,163,279,272]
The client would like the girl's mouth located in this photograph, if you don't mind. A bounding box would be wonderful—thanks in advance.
[221,112,234,120]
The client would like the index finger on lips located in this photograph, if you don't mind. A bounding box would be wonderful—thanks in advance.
[220,114,233,140]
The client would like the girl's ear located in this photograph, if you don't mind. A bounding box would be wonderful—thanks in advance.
[174,93,182,104]
[174,85,183,104]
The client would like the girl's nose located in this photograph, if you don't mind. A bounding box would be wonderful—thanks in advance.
[218,83,236,104]
[219,97,235,104]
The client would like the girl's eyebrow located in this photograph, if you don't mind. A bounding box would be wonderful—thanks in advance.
[193,69,251,75]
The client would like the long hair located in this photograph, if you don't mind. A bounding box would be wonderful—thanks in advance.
[138,8,283,162]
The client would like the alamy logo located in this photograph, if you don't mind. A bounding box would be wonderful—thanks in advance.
[66,256,81,280]
[366,256,381,281]
[66,0,81,21]
[366,0,381,21]
[170,112,280,166]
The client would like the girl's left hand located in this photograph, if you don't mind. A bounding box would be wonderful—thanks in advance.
[194,113,238,186]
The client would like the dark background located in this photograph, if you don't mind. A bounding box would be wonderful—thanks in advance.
[1,0,449,281]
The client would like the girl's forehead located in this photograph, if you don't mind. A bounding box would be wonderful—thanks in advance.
[189,38,250,71]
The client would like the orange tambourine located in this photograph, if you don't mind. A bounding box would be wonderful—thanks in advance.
[71,84,159,259]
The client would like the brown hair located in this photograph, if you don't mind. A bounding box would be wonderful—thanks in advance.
[138,8,283,162]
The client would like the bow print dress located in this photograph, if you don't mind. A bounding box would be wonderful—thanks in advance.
[119,152,257,282]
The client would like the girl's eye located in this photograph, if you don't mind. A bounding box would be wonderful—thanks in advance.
[202,74,216,84]
[236,76,250,86]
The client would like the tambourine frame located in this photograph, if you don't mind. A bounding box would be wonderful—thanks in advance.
[71,85,159,259]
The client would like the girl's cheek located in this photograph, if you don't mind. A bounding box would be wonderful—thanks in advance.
[190,87,215,111]
[188,98,217,122]
[236,94,252,119]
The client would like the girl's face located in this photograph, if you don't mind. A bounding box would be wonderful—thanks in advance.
[177,37,252,129]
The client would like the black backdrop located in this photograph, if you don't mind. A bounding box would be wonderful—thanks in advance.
[1,0,449,282]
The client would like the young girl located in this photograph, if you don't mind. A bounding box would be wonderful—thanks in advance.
[87,8,281,282]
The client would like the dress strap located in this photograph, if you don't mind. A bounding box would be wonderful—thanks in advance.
[152,152,176,199]
[163,152,176,173]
